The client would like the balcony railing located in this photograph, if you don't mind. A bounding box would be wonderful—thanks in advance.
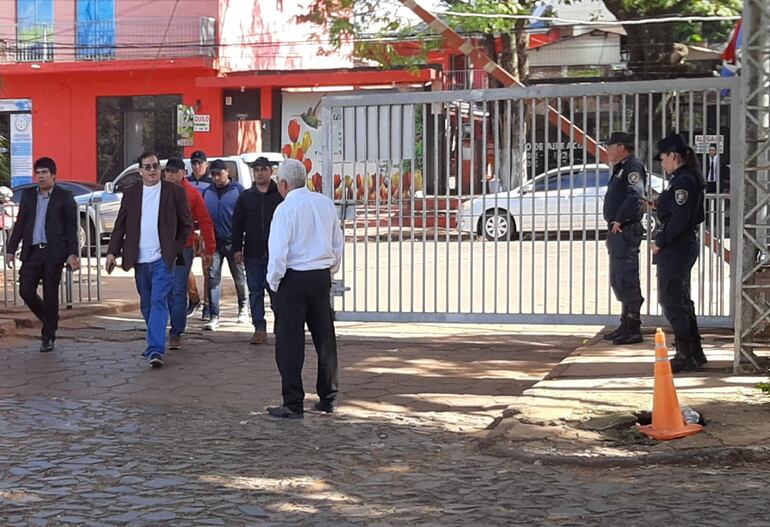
[0,17,216,64]
[446,69,490,91]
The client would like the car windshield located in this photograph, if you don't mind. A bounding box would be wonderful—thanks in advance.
[114,172,142,193]
[60,182,103,196]
[73,182,104,192]
[532,169,610,191]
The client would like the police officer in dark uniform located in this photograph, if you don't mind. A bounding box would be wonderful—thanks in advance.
[651,133,707,373]
[603,132,646,345]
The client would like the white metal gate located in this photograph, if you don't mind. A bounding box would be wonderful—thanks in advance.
[321,77,738,326]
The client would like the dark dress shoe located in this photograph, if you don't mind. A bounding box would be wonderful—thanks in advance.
[313,400,337,414]
[266,406,303,419]
[40,338,55,353]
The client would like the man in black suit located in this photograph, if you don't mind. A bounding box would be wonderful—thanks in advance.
[5,157,80,352]
[705,144,730,194]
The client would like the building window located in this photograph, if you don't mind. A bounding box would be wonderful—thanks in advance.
[97,95,183,184]
[16,0,54,62]
[76,0,115,60]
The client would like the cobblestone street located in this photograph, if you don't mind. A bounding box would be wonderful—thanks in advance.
[1,306,770,526]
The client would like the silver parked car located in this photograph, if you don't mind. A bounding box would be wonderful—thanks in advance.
[10,180,119,253]
[458,164,664,241]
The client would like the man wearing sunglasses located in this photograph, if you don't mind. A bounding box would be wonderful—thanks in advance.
[186,150,212,320]
[106,151,193,368]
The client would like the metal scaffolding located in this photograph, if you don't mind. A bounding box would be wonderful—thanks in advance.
[735,0,770,372]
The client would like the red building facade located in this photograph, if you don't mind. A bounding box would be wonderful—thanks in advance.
[0,0,434,186]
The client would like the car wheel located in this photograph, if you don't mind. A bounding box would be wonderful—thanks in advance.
[480,209,516,241]
[78,217,97,256]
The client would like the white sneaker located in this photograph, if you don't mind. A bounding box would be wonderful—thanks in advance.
[203,316,219,331]
[237,309,250,324]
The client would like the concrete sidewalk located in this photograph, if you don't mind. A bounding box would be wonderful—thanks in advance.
[0,267,239,338]
[4,274,770,467]
[481,329,770,466]
[0,274,140,338]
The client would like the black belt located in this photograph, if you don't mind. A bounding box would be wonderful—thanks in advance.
[32,243,48,249]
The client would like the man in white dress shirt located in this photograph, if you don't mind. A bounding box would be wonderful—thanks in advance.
[265,159,344,419]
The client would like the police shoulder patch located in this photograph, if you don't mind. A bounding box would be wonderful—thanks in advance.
[675,189,688,205]
[627,172,641,185]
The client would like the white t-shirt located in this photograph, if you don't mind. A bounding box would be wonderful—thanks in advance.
[137,183,162,264]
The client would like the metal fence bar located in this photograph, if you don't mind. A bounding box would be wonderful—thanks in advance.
[2,202,103,307]
[322,77,735,326]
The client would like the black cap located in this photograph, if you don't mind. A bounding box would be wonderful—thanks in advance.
[656,133,690,159]
[165,158,186,172]
[249,156,272,168]
[605,132,635,148]
[191,150,207,162]
[209,159,227,172]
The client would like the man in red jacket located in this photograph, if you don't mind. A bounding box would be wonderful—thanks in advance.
[163,157,216,350]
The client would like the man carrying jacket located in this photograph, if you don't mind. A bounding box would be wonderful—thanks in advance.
[163,158,216,350]
[233,156,283,345]
[202,159,247,331]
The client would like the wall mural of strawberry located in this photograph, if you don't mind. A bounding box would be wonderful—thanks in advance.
[283,98,425,202]
[283,101,325,192]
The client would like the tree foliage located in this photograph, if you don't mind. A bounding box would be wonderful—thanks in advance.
[602,0,741,77]
[300,0,741,80]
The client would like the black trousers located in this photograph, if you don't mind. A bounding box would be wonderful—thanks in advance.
[19,247,64,340]
[273,269,338,412]
[657,237,701,346]
[607,224,644,314]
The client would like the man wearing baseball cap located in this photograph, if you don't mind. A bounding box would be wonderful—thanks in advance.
[232,156,283,345]
[602,131,647,345]
[163,157,215,350]
[201,159,248,330]
[186,150,212,320]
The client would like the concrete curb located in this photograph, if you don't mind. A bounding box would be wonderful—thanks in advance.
[0,300,140,339]
[477,439,770,467]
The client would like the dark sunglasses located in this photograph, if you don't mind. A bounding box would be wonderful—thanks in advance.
[141,163,160,171]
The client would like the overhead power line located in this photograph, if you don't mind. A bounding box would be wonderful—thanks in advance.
[440,11,742,26]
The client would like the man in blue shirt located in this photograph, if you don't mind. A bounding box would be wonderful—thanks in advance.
[201,159,248,331]
[5,157,80,352]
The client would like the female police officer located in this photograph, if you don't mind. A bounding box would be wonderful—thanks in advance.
[650,133,708,373]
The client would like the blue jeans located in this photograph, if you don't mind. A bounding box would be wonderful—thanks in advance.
[207,242,247,317]
[244,256,268,331]
[167,247,194,337]
[135,259,174,359]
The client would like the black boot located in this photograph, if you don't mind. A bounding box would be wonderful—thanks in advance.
[604,318,626,341]
[670,340,698,373]
[613,313,643,345]
[691,338,708,367]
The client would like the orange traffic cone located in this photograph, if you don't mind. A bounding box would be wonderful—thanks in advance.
[638,328,703,440]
